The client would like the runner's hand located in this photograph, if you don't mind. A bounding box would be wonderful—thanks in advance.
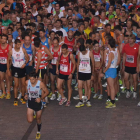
[7,70,11,77]
[35,98,41,103]
[28,61,33,66]
[56,69,59,75]
[24,94,28,100]
[49,64,53,69]
[21,64,26,69]
[68,74,72,79]
[91,75,94,81]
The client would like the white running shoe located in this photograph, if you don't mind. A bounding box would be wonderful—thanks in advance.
[50,94,56,100]
[57,93,61,101]
[98,94,103,100]
[126,91,131,98]
[86,101,91,107]
[0,90,2,96]
[83,96,88,103]
[45,96,49,103]
[73,94,79,100]
[93,93,98,99]
[137,102,140,106]
[102,82,107,87]
[133,92,137,99]
[74,83,78,91]
[17,92,22,100]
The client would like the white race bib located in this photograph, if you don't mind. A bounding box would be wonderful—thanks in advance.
[28,54,32,61]
[126,55,134,63]
[94,55,100,62]
[51,57,57,65]
[60,64,68,72]
[0,57,7,64]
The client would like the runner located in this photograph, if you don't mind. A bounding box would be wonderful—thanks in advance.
[7,39,29,106]
[75,44,94,107]
[123,34,140,99]
[0,34,12,99]
[24,72,49,140]
[56,44,76,106]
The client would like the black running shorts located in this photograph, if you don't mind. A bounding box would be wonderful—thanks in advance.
[49,65,56,75]
[36,69,47,79]
[58,73,69,81]
[11,66,26,78]
[0,64,7,72]
[78,72,91,81]
[125,66,137,74]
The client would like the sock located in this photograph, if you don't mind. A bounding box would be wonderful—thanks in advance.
[111,100,115,104]
[87,100,90,102]
[80,99,83,102]
[108,96,111,100]
[115,95,118,98]
[21,96,24,99]
[37,123,42,132]
[15,98,17,101]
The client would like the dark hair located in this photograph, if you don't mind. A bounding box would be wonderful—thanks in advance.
[39,29,45,33]
[86,39,92,45]
[16,22,22,26]
[73,6,79,12]
[62,44,68,49]
[37,14,43,21]
[89,9,95,15]
[17,27,25,32]
[74,31,81,37]
[89,32,95,37]
[29,71,37,78]
[108,38,116,48]
[53,37,59,42]
[56,31,63,37]
[93,40,99,45]
[49,31,55,35]
[2,34,8,40]
[129,34,136,41]
[114,25,122,31]
[3,11,9,16]
[7,27,13,32]
[124,35,129,37]
[56,19,62,24]
[24,35,31,39]
[38,23,44,29]
[79,45,86,52]
[105,23,111,28]
[31,3,36,8]
[37,6,43,11]
[47,13,53,18]
[34,37,41,47]
[0,19,2,23]
[77,38,84,45]
[30,22,36,28]
[15,39,21,44]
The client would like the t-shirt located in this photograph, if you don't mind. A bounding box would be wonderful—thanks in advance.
[52,28,67,37]
[53,11,64,18]
[2,19,12,27]
[46,6,52,13]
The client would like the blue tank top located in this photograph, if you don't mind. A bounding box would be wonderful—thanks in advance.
[23,44,33,66]
[41,38,49,49]
[27,80,42,100]
[136,36,140,45]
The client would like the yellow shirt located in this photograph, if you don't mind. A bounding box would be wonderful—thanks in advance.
[84,27,91,39]
[136,14,140,22]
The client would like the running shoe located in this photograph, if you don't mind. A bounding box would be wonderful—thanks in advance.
[17,92,22,100]
[117,92,120,97]
[0,93,6,99]
[59,97,67,105]
[36,132,41,140]
[65,101,71,107]
[106,102,116,108]
[75,101,84,108]
[57,93,61,101]
[106,99,111,105]
[137,102,140,106]
[102,82,107,87]
[138,82,140,86]
[47,83,50,89]
[5,94,11,99]
[133,92,137,99]
[93,93,98,99]
[74,83,78,91]
[43,102,47,108]
[86,101,92,107]
[48,92,52,98]
[13,101,18,106]
[83,96,88,103]
[50,94,56,100]
[0,90,2,96]
[126,91,131,98]
[98,94,103,100]
[121,87,126,93]
[119,79,122,85]
[73,94,79,100]
[130,86,134,92]
[33,111,36,119]
[22,99,26,104]
[115,97,118,101]
[45,96,49,103]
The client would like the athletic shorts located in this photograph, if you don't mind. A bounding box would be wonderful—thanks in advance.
[58,73,69,81]
[125,66,136,74]
[36,69,46,79]
[105,68,117,79]
[49,65,56,75]
[0,64,7,72]
[27,99,43,111]
[78,72,91,81]
[117,66,120,75]
[11,66,26,78]
[25,66,33,75]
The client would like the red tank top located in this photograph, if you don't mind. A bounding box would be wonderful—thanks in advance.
[0,44,9,64]
[34,46,48,69]
[93,50,101,62]
[64,37,75,52]
[123,43,139,67]
[51,46,61,65]
[59,53,73,75]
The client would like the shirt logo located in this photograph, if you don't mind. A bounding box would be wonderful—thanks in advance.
[134,48,136,49]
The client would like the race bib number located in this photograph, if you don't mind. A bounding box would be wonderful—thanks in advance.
[15,59,24,67]
[0,57,7,64]
[28,54,32,61]
[126,55,134,63]
[60,64,68,72]
[94,55,100,62]
[80,60,90,68]
[68,47,73,52]
[51,57,57,65]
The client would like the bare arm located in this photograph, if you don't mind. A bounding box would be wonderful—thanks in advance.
[35,51,42,73]
[100,50,104,68]
[40,82,49,99]
[70,54,76,74]
[44,47,53,61]
[77,52,80,74]
[7,50,12,71]
[117,48,121,66]
[23,48,29,64]
[89,51,94,75]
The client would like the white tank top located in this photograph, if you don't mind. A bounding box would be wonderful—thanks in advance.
[79,50,91,73]
[12,47,25,68]
[105,48,118,68]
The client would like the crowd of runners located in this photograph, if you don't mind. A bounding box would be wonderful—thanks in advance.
[1,0,140,139]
